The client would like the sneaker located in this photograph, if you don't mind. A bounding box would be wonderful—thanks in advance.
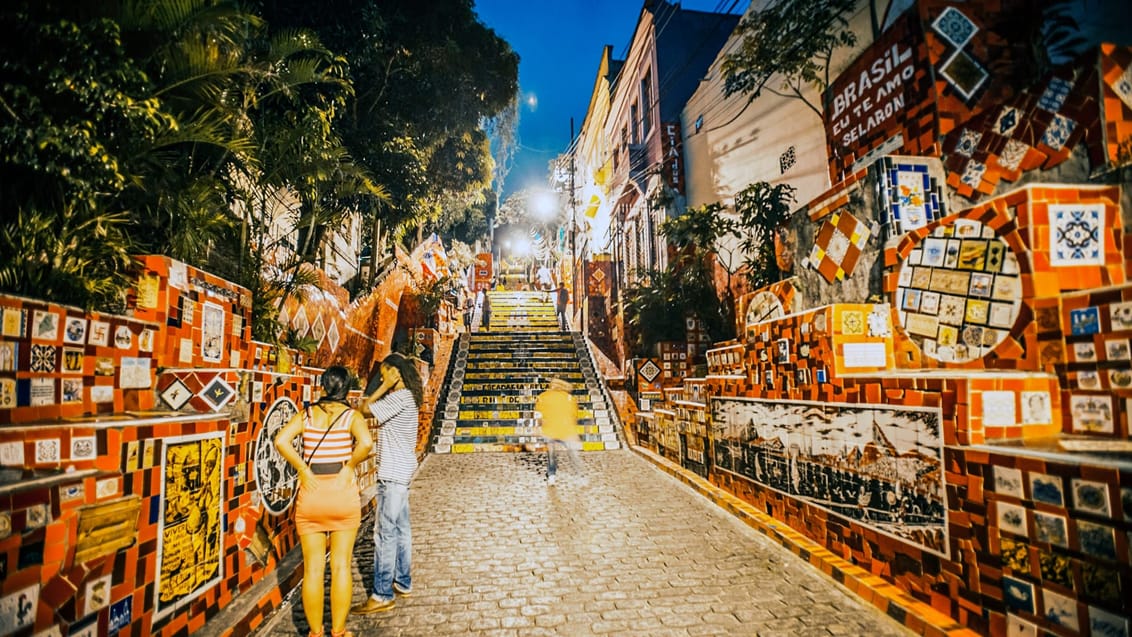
[350,597,395,615]
[393,582,412,597]
[547,475,556,485]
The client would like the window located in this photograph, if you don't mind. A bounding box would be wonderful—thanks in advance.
[630,101,640,145]
[640,71,652,137]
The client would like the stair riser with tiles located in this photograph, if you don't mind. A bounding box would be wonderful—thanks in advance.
[431,291,621,453]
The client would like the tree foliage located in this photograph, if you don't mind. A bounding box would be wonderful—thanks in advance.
[720,0,857,116]
[734,181,797,290]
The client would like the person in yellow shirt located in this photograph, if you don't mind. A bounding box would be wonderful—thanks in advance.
[533,377,582,485]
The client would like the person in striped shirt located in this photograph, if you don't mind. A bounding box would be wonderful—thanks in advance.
[275,366,373,637]
[351,352,422,615]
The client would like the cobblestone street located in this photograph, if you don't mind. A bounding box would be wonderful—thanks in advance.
[257,449,912,636]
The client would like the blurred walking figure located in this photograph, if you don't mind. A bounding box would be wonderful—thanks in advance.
[351,353,422,615]
[275,366,373,637]
[480,291,492,331]
[555,283,569,331]
[534,377,582,485]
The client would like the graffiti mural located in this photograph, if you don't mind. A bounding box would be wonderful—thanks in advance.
[710,396,946,556]
[254,397,301,515]
[155,432,224,618]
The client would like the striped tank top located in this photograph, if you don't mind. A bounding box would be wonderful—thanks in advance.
[303,407,355,464]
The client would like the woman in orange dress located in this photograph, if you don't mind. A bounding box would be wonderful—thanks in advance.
[275,366,373,637]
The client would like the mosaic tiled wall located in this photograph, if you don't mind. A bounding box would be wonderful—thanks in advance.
[0,297,158,424]
[623,3,1132,635]
[824,1,1132,206]
[0,250,429,636]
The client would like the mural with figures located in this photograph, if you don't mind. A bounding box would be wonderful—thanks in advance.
[710,397,946,556]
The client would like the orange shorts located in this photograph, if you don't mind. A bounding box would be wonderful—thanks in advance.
[294,474,361,535]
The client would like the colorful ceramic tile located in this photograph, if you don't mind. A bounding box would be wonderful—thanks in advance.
[62,317,87,345]
[1037,549,1072,587]
[0,511,10,540]
[960,160,986,188]
[1043,588,1079,629]
[1034,511,1068,547]
[1069,394,1114,433]
[1070,307,1101,335]
[931,6,977,47]
[1006,614,1038,637]
[809,212,872,283]
[1002,576,1036,614]
[62,347,83,374]
[35,438,60,463]
[1109,368,1132,389]
[998,501,1028,536]
[1082,562,1123,605]
[84,573,112,615]
[1071,479,1111,517]
[31,310,59,341]
[954,129,982,157]
[965,299,989,324]
[161,378,193,410]
[998,139,1029,172]
[110,596,133,634]
[1077,520,1117,559]
[0,342,16,372]
[1073,341,1097,361]
[920,292,941,315]
[61,378,82,403]
[0,584,39,634]
[0,441,24,466]
[1000,534,1030,573]
[201,301,225,363]
[983,391,1016,426]
[114,325,132,349]
[866,307,890,337]
[993,106,1021,138]
[139,328,155,353]
[941,50,987,99]
[994,466,1025,498]
[1,307,26,338]
[87,320,109,347]
[1088,606,1129,637]
[29,378,54,406]
[1051,203,1104,266]
[1041,113,1076,151]
[1020,391,1051,425]
[26,503,47,529]
[1030,473,1064,506]
[119,357,151,389]
[1123,488,1132,522]
[200,377,235,411]
[90,385,113,404]
[310,313,326,345]
[1105,338,1131,360]
[29,344,55,373]
[1079,370,1101,389]
[1039,77,1073,112]
[922,238,946,266]
[969,273,993,298]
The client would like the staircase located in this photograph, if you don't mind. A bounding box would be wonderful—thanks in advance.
[431,291,622,453]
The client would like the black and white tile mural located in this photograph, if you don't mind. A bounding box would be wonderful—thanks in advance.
[710,397,947,556]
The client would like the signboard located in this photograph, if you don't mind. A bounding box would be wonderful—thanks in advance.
[155,432,224,618]
[824,10,935,180]
[473,253,493,291]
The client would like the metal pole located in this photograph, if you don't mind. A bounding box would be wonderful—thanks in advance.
[569,117,577,332]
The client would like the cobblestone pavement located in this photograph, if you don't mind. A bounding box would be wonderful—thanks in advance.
[257,449,913,636]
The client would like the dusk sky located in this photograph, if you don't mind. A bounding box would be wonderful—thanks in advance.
[473,0,748,201]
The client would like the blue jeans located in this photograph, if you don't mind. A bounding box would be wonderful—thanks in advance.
[372,480,411,601]
[545,439,581,477]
